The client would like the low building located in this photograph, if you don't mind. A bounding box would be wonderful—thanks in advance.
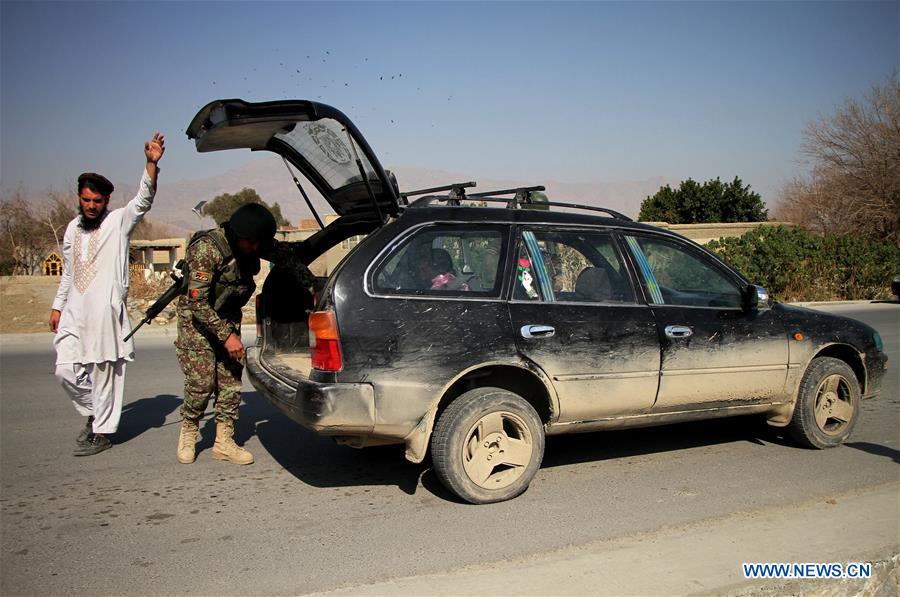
[41,250,63,276]
[129,238,186,277]
[275,215,360,277]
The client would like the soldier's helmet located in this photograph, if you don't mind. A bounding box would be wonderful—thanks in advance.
[229,203,277,242]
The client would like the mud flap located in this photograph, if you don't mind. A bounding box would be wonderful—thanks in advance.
[404,405,438,464]
[766,401,795,427]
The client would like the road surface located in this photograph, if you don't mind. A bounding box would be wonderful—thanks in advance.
[1,302,897,595]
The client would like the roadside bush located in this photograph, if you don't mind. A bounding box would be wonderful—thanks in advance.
[126,269,180,326]
[639,177,768,224]
[129,268,172,301]
[706,225,900,302]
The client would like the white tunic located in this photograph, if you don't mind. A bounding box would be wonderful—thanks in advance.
[53,170,156,365]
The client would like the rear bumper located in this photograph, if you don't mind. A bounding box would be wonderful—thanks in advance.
[247,347,376,435]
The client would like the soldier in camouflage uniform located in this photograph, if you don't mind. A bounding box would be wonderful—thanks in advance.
[175,203,315,465]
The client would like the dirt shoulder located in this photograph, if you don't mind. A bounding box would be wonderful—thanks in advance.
[0,275,177,335]
[0,276,61,334]
[0,275,258,336]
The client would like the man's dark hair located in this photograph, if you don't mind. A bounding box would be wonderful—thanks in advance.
[77,172,114,197]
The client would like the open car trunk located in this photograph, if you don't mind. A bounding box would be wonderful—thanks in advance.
[255,214,381,383]
[185,98,399,383]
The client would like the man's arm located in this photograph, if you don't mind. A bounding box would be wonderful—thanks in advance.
[144,132,165,189]
[124,132,165,235]
[184,237,243,359]
[49,223,74,332]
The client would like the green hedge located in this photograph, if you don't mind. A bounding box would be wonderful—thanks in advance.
[706,225,900,302]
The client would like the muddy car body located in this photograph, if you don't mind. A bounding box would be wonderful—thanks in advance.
[187,99,889,504]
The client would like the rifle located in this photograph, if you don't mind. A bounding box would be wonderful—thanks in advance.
[124,260,187,341]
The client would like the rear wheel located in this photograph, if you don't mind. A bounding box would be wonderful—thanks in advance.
[789,357,860,449]
[431,388,545,504]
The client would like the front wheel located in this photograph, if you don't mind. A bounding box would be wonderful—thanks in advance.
[431,388,545,504]
[789,357,860,449]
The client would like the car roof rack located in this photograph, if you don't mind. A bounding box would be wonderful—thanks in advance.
[469,185,546,207]
[401,181,476,206]
[406,184,632,221]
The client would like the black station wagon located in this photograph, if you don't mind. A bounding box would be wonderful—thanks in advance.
[187,99,889,504]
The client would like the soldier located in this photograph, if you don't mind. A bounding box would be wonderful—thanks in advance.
[174,203,314,465]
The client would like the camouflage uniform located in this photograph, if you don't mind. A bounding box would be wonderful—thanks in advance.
[175,228,314,425]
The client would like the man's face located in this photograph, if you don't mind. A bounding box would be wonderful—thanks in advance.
[236,237,261,256]
[79,187,110,227]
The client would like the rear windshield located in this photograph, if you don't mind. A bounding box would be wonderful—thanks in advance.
[274,118,377,190]
[372,225,508,298]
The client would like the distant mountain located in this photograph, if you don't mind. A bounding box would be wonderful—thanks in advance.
[20,157,674,235]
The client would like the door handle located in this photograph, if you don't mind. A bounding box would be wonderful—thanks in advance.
[521,325,555,339]
[664,325,693,339]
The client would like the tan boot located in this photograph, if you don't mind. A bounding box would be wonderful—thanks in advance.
[212,420,253,465]
[177,420,199,464]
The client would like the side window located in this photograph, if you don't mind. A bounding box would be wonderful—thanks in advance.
[514,229,635,303]
[625,235,742,308]
[373,225,506,297]
[513,243,543,301]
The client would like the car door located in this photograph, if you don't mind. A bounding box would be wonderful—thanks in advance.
[507,227,661,422]
[623,233,788,411]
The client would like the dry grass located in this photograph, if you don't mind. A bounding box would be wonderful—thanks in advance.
[128,269,174,301]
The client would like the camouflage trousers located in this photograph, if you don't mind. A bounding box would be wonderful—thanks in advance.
[175,346,243,424]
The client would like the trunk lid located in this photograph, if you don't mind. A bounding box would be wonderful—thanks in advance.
[186,98,399,220]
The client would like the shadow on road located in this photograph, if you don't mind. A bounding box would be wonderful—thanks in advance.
[237,390,793,502]
[114,394,181,444]
[540,415,783,469]
[846,441,900,464]
[239,391,435,498]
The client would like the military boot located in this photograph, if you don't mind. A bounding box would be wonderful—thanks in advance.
[176,419,200,464]
[212,420,253,465]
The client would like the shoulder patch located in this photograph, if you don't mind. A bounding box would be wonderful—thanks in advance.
[191,271,211,283]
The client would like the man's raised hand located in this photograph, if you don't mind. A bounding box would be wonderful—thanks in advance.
[144,132,165,163]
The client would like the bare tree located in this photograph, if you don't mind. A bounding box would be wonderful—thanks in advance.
[40,192,75,253]
[775,74,900,241]
[0,187,181,275]
[0,196,46,274]
[1,192,76,275]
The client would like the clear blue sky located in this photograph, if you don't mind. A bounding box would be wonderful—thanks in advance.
[1,1,897,204]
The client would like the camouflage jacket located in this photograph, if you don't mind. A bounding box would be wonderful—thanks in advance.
[175,228,315,350]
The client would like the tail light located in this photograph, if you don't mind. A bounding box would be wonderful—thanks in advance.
[255,295,262,338]
[309,310,343,371]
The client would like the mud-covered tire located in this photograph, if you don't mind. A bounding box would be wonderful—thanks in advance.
[431,388,545,504]
[789,357,860,449]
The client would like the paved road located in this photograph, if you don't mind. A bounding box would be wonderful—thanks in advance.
[1,303,897,595]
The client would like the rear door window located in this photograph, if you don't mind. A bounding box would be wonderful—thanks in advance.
[514,229,635,303]
[372,225,508,298]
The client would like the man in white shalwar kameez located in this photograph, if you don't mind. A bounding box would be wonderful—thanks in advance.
[50,132,165,456]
